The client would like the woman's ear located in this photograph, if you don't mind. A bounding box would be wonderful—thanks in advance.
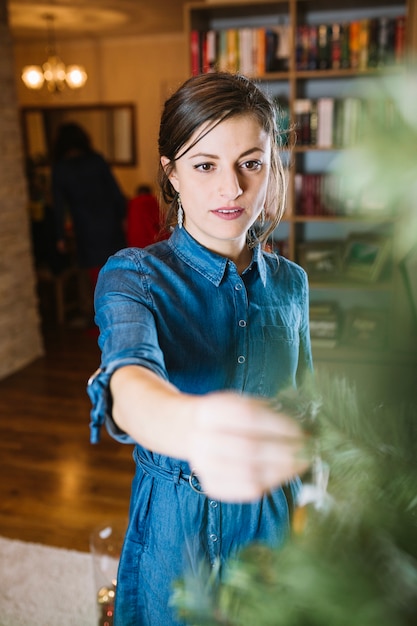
[160,156,179,193]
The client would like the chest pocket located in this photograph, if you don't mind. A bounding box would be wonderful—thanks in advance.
[258,325,299,397]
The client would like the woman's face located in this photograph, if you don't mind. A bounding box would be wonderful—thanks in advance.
[162,114,271,262]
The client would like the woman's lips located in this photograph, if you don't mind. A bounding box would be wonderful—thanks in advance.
[211,207,245,220]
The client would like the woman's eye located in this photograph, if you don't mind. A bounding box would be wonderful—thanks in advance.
[194,163,214,172]
[241,160,262,171]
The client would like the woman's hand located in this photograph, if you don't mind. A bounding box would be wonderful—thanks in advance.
[110,366,309,502]
[187,391,310,502]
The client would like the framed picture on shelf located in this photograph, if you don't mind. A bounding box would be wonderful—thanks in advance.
[344,307,387,350]
[309,301,341,349]
[400,243,417,325]
[297,241,343,280]
[343,234,391,283]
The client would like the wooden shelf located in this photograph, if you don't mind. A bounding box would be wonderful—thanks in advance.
[185,0,415,363]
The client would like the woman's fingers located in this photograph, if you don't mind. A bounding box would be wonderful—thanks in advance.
[188,391,311,502]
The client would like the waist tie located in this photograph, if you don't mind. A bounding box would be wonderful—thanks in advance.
[135,450,205,495]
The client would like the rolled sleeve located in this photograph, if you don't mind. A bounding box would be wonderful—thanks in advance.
[87,358,141,444]
[88,250,168,444]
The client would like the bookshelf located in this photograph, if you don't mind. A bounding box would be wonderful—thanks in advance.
[184,0,416,370]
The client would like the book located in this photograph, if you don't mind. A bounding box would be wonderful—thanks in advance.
[376,17,392,67]
[296,25,310,70]
[265,24,290,72]
[190,30,201,75]
[339,23,350,68]
[341,97,362,147]
[216,30,227,71]
[206,30,218,72]
[256,28,266,75]
[301,174,315,216]
[308,25,318,70]
[294,99,312,145]
[238,28,253,75]
[349,21,361,69]
[367,18,379,67]
[265,29,279,72]
[394,16,406,63]
[276,24,290,71]
[316,97,334,148]
[331,23,342,69]
[309,100,318,146]
[226,29,239,72]
[317,24,331,69]
[275,99,290,147]
[359,19,370,70]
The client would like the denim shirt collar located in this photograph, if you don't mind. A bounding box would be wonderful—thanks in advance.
[168,226,267,286]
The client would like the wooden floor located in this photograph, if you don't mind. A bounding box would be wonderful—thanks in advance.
[0,324,135,553]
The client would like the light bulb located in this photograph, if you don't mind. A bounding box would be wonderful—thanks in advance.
[21,66,45,89]
[66,65,88,89]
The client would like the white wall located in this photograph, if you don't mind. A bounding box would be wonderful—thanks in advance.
[13,32,189,197]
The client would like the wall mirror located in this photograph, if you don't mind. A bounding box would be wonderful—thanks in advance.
[21,103,137,167]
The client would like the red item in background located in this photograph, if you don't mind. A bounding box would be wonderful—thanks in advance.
[126,192,169,248]
[88,266,101,290]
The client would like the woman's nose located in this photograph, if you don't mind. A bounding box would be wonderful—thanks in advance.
[219,168,243,200]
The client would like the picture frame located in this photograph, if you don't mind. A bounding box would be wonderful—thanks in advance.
[297,240,344,280]
[343,234,391,283]
[21,103,137,167]
[344,307,387,350]
[400,243,417,325]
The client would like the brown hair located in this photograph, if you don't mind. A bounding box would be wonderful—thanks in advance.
[157,72,288,245]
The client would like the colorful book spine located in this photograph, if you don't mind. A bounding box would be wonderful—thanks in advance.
[308,25,318,70]
[317,24,331,69]
[190,30,201,76]
[190,15,405,75]
[331,23,342,69]
[294,99,312,145]
[217,30,228,71]
[316,98,334,148]
[349,21,361,69]
[256,28,266,76]
[293,15,406,73]
[339,23,350,68]
[377,17,393,66]
[395,15,406,63]
[226,29,239,73]
[359,19,370,70]
[206,30,217,72]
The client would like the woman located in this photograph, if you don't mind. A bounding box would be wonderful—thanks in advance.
[88,72,312,626]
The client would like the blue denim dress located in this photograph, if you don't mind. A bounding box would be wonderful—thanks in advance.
[88,227,312,626]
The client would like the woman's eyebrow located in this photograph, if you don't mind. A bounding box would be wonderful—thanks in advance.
[188,147,265,160]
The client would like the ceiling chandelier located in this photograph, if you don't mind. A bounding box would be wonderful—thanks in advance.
[21,14,87,92]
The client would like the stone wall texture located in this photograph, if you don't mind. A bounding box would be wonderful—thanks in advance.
[0,14,44,379]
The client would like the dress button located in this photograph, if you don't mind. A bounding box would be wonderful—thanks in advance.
[209,500,218,508]
[238,319,246,327]
[235,283,243,291]
[237,355,245,364]
[209,534,218,542]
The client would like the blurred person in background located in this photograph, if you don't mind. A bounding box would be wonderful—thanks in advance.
[51,122,127,325]
[126,183,169,248]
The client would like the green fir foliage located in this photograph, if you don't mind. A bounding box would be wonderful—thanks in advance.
[173,372,417,626]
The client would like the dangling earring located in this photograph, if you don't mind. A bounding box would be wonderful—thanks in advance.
[260,208,266,226]
[177,194,184,229]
